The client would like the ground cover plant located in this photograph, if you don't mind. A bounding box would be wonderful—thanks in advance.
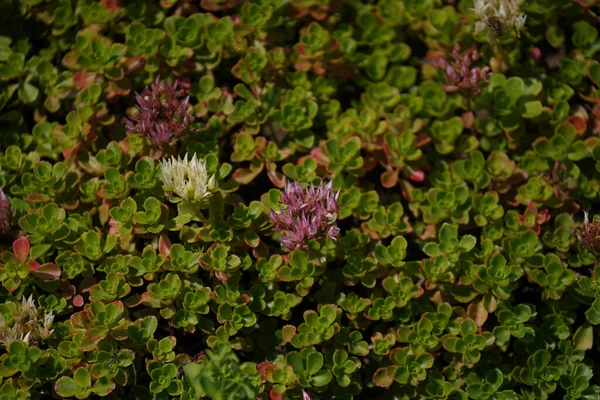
[1,0,600,399]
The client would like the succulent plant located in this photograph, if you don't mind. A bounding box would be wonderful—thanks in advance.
[0,0,599,399]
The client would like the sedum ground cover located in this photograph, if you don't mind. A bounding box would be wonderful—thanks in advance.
[1,0,600,399]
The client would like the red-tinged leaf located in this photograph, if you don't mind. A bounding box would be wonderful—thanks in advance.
[123,293,142,308]
[240,293,250,304]
[27,192,50,203]
[408,169,425,182]
[32,263,62,280]
[568,116,587,135]
[159,233,171,258]
[215,272,228,282]
[62,143,82,160]
[61,200,80,210]
[28,260,40,273]
[3,277,20,292]
[13,236,30,263]
[256,361,276,380]
[416,133,431,147]
[312,61,326,76]
[269,388,284,400]
[124,56,145,74]
[281,325,296,345]
[373,367,395,388]
[72,72,96,89]
[140,292,162,308]
[308,148,330,166]
[425,280,437,291]
[467,299,488,327]
[414,286,425,298]
[117,140,129,154]
[73,295,84,307]
[330,39,339,52]
[267,169,286,189]
[381,169,399,188]
[232,167,262,185]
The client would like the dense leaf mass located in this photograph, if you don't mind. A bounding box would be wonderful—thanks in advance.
[1,0,600,399]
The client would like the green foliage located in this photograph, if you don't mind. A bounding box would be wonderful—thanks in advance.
[1,0,600,399]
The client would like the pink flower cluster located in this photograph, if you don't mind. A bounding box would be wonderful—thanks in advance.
[0,188,9,234]
[431,44,490,95]
[269,180,340,250]
[125,77,195,147]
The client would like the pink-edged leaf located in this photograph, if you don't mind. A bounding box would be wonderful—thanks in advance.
[240,293,251,305]
[13,236,30,264]
[269,388,284,400]
[380,170,399,188]
[28,260,40,273]
[267,169,286,189]
[62,200,80,211]
[28,192,50,203]
[373,367,395,388]
[215,272,228,282]
[159,233,171,258]
[3,277,21,292]
[407,168,425,182]
[73,295,85,307]
[467,299,489,327]
[281,325,296,345]
[32,263,62,280]
[308,147,330,166]
[73,72,96,89]
[232,167,263,185]
[257,361,276,380]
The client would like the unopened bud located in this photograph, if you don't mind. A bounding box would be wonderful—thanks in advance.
[0,188,10,234]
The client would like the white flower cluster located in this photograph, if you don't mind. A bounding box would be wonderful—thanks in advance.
[472,0,527,40]
[0,295,54,347]
[159,153,217,203]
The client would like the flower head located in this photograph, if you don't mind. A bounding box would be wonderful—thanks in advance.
[472,0,527,40]
[0,296,54,347]
[431,44,490,95]
[160,153,217,203]
[21,295,37,318]
[125,76,195,147]
[575,211,600,257]
[269,179,340,250]
[0,188,9,234]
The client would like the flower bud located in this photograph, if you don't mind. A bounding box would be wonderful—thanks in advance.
[0,188,10,235]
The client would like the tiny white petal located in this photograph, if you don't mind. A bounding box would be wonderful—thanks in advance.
[160,153,217,203]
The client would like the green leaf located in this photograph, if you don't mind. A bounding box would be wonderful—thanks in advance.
[521,101,543,118]
[573,324,593,350]
[18,81,39,104]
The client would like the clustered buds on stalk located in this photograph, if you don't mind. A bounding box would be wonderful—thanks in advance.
[269,180,340,250]
[0,295,54,347]
[159,153,218,204]
[575,211,600,257]
[472,0,527,40]
[431,44,491,96]
[0,188,9,235]
[125,77,195,147]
